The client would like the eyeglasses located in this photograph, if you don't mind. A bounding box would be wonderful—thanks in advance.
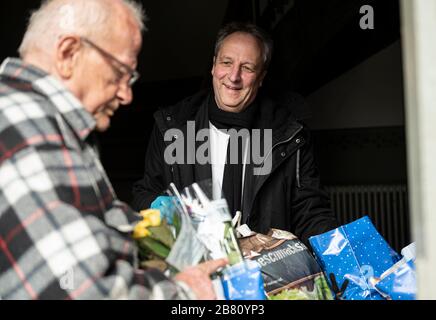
[81,37,140,87]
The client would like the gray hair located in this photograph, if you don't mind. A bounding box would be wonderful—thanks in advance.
[214,22,273,71]
[18,0,146,58]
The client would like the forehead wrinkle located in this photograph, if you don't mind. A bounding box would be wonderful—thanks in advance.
[219,40,262,66]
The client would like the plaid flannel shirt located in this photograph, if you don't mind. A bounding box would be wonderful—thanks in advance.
[0,58,194,300]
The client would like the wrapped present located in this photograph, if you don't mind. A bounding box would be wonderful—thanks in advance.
[309,216,404,300]
[238,227,333,300]
[371,243,416,300]
[221,260,266,300]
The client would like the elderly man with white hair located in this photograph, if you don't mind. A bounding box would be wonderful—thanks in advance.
[0,0,226,299]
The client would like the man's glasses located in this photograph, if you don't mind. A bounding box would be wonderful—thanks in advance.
[81,37,140,87]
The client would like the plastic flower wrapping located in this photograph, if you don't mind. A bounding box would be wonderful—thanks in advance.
[133,179,265,300]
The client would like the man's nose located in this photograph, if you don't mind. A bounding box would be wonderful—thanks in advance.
[228,65,242,82]
[117,83,133,105]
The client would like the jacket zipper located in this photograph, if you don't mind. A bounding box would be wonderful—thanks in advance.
[244,127,303,225]
[260,126,303,168]
[296,149,301,188]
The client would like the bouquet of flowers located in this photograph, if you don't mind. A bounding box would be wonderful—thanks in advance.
[133,208,177,272]
[132,180,244,269]
[133,180,266,299]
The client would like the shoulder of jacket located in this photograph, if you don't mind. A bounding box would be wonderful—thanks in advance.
[0,77,46,103]
[153,89,210,130]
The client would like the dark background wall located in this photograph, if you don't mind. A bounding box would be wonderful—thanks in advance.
[0,0,409,248]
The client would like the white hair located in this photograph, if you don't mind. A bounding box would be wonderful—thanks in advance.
[18,0,146,58]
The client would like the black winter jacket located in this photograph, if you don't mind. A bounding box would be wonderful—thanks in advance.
[131,90,337,246]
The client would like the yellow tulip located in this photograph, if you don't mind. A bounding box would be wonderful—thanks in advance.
[133,220,151,239]
[139,209,161,227]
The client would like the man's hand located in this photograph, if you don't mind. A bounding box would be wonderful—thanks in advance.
[174,258,228,300]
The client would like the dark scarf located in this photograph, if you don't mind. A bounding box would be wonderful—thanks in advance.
[208,96,258,216]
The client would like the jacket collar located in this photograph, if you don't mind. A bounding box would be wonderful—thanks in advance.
[0,57,96,141]
[154,88,304,144]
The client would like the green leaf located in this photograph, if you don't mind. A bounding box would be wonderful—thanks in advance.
[137,248,153,261]
[222,221,243,265]
[140,259,168,272]
[172,214,181,237]
[148,223,175,248]
[138,237,171,259]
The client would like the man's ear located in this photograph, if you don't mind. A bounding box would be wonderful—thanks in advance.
[259,70,267,87]
[55,35,82,79]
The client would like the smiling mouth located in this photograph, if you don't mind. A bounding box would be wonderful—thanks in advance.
[223,83,242,91]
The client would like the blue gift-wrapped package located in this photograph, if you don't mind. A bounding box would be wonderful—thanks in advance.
[309,216,401,300]
[372,243,416,300]
[373,259,416,300]
[221,260,266,300]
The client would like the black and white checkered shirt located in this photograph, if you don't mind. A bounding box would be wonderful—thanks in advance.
[0,58,193,299]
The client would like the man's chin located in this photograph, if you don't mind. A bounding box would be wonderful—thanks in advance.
[219,101,246,113]
[95,117,111,132]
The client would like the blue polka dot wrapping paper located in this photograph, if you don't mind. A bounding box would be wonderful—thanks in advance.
[221,260,266,300]
[374,259,416,300]
[309,216,402,300]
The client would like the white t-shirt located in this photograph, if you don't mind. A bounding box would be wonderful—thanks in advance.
[209,122,230,200]
[209,122,249,205]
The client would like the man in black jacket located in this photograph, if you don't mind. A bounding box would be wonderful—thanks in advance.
[132,22,337,246]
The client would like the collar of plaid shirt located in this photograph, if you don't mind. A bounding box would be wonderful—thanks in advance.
[0,57,96,142]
